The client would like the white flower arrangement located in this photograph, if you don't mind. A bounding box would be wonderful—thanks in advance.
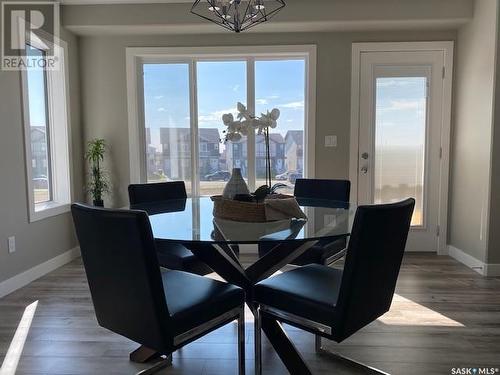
[222,102,280,143]
[222,102,281,189]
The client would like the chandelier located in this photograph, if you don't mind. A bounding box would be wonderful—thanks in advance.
[191,0,286,33]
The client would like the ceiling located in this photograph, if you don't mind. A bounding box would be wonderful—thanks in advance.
[60,0,190,3]
[61,0,473,35]
[59,0,413,5]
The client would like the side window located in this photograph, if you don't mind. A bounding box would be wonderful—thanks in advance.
[22,41,71,221]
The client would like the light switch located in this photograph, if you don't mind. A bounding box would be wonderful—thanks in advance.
[325,135,337,148]
[8,236,15,253]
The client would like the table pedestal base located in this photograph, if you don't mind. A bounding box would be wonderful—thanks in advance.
[316,342,389,375]
[185,239,320,375]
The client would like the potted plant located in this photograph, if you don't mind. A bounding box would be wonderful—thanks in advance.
[85,138,109,207]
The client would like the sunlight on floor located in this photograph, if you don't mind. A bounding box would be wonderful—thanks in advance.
[207,267,464,327]
[0,301,39,375]
[378,294,464,327]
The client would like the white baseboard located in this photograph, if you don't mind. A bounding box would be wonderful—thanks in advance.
[448,245,500,277]
[0,247,81,298]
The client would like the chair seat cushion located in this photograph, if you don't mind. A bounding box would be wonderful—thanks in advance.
[162,269,244,335]
[156,241,212,275]
[293,239,346,265]
[259,238,346,266]
[254,264,342,326]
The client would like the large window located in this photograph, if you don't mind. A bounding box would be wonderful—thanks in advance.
[22,40,71,221]
[255,59,305,187]
[197,61,247,196]
[130,46,315,196]
[143,63,193,193]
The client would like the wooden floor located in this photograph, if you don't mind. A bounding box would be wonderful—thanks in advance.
[1,254,500,375]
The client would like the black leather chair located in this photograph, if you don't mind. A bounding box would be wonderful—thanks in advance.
[71,204,245,375]
[128,181,187,204]
[253,198,415,374]
[260,179,351,266]
[128,181,212,276]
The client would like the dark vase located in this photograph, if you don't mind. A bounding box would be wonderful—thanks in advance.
[93,199,104,207]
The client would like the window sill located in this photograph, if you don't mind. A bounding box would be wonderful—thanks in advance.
[30,201,71,222]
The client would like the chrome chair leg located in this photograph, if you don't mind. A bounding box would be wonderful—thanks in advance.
[238,306,246,375]
[136,354,172,375]
[315,335,322,353]
[254,308,262,375]
[315,249,345,355]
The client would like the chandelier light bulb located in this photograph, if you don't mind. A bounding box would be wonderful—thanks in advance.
[221,5,231,19]
[208,2,220,11]
[254,0,265,10]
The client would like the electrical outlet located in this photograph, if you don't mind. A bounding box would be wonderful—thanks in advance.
[8,236,15,253]
[325,135,337,148]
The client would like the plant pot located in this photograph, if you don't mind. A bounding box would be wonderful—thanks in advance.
[93,199,104,207]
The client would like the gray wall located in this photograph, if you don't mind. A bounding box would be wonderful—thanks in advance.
[449,0,498,262]
[79,29,456,207]
[0,27,82,283]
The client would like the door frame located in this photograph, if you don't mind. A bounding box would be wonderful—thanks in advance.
[349,42,454,255]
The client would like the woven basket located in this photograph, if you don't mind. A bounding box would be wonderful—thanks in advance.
[211,194,292,222]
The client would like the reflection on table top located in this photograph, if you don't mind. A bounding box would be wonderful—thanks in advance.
[132,197,355,245]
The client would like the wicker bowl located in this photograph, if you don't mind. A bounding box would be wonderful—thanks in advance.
[211,194,292,222]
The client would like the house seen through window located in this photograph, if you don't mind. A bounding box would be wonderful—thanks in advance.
[142,58,306,196]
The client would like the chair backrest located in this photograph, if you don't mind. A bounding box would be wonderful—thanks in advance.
[71,203,173,351]
[294,179,350,202]
[332,198,415,342]
[128,181,187,205]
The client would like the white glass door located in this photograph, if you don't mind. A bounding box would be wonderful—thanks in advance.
[357,51,445,252]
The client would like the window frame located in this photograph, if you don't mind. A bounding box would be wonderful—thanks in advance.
[126,45,317,195]
[21,36,73,222]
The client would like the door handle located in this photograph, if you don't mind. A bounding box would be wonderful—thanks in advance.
[361,152,369,160]
[360,166,368,174]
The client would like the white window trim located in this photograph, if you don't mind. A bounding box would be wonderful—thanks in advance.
[126,45,317,194]
[21,37,73,222]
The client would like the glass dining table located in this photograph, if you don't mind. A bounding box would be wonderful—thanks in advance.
[132,196,355,374]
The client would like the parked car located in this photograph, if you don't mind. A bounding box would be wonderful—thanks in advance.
[288,171,303,184]
[33,177,48,189]
[204,171,231,181]
[275,171,292,180]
